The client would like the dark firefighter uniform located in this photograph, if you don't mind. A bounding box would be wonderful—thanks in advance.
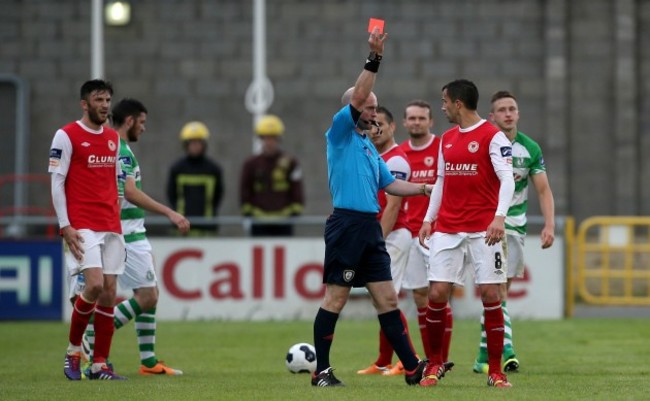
[240,115,304,236]
[167,121,224,234]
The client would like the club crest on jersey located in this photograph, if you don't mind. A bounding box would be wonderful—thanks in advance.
[468,141,479,153]
[343,270,355,282]
[424,156,435,167]
[108,140,116,151]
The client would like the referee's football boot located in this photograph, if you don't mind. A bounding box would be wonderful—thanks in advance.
[404,359,427,385]
[311,367,344,387]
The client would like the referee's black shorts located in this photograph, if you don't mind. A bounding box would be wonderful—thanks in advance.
[323,208,392,287]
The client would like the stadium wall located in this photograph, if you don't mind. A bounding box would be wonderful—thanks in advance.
[6,235,559,322]
[1,0,649,224]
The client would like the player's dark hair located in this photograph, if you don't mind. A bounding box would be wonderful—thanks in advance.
[80,79,113,101]
[491,90,517,104]
[404,99,433,119]
[442,79,479,111]
[111,98,148,127]
[376,105,394,124]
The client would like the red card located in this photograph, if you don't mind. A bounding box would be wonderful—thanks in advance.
[368,18,384,34]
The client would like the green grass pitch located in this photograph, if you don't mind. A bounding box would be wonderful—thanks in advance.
[1,318,649,400]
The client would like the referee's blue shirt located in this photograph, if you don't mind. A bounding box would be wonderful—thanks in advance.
[326,105,395,213]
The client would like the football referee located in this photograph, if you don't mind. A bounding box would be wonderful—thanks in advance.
[311,26,432,388]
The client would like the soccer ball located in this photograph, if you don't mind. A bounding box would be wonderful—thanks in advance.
[285,343,317,374]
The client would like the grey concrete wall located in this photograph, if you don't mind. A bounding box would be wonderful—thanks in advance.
[0,0,647,223]
[640,0,650,216]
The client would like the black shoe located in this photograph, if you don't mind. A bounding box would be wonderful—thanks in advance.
[443,361,455,375]
[503,357,519,372]
[311,367,344,387]
[404,359,427,386]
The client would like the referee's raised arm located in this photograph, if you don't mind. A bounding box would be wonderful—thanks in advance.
[347,28,388,113]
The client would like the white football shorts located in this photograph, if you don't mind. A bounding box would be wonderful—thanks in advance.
[118,239,157,290]
[385,227,412,293]
[65,230,126,276]
[428,232,507,286]
[402,237,429,289]
[506,234,525,279]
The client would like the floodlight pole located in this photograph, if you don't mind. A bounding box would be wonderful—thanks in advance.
[245,0,274,154]
[90,0,105,79]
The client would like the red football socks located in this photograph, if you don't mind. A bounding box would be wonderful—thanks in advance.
[69,295,95,346]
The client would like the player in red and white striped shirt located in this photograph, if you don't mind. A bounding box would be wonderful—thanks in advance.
[418,79,515,388]
[49,79,127,381]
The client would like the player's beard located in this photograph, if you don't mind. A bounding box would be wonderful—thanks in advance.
[127,125,139,142]
[88,107,108,126]
[409,130,427,139]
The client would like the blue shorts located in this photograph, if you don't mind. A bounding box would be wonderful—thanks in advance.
[323,208,392,287]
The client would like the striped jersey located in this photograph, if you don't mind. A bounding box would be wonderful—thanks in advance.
[118,138,146,243]
[506,131,546,236]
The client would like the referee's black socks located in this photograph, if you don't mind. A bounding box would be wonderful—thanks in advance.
[313,308,339,373]
[378,309,419,371]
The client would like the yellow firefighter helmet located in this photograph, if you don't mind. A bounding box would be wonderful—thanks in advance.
[180,121,210,141]
[255,115,285,136]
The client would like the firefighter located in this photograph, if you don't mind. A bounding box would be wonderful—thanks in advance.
[167,121,224,235]
[240,115,305,236]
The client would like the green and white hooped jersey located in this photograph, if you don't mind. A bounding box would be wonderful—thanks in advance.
[118,138,146,243]
[506,131,546,236]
